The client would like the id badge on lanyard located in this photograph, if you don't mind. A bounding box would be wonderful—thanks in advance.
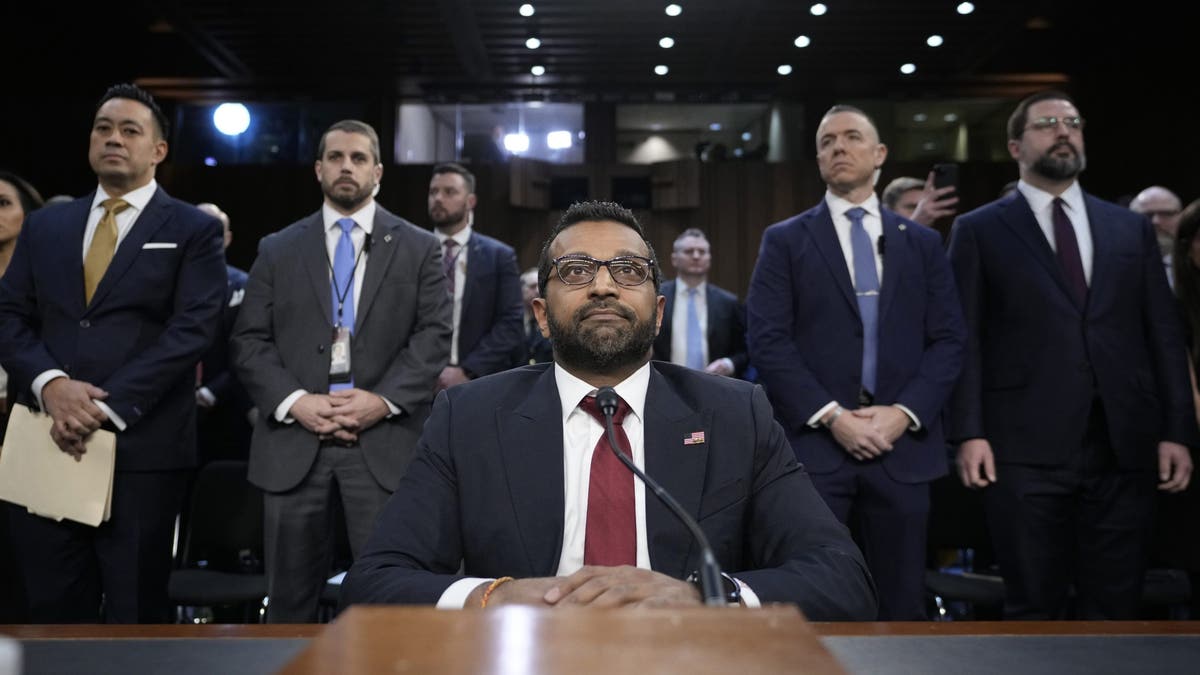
[330,324,352,384]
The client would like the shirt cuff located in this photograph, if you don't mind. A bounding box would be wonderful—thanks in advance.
[94,400,126,431]
[196,386,217,407]
[378,394,401,418]
[734,577,761,608]
[893,404,921,431]
[31,369,69,410]
[274,390,307,423]
[807,401,839,428]
[438,577,491,609]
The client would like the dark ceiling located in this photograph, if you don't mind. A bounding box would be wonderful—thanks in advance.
[11,0,1186,105]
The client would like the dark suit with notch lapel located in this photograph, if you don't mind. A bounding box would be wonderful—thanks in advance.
[196,264,252,463]
[947,189,1198,618]
[230,204,451,621]
[0,187,226,622]
[653,279,749,377]
[341,361,877,620]
[452,231,523,377]
[746,199,965,619]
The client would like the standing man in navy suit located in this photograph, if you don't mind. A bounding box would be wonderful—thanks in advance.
[948,91,1196,619]
[0,83,226,622]
[652,228,749,378]
[746,105,965,620]
[428,163,524,391]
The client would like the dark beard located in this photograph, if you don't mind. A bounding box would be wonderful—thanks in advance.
[324,180,373,212]
[547,299,657,374]
[430,204,468,229]
[1032,142,1086,181]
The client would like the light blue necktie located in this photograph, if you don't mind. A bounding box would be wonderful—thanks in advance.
[331,217,357,391]
[685,286,705,370]
[847,207,879,394]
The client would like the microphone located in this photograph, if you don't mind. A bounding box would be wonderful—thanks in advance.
[595,386,727,606]
[877,235,886,255]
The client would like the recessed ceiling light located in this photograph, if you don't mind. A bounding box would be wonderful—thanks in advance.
[665,4,682,16]
[525,37,541,49]
[733,148,744,158]
[709,122,722,131]
[519,4,534,17]
[944,113,959,122]
[660,37,675,48]
[777,64,793,75]
[530,65,545,76]
[546,131,573,150]
[810,3,827,16]
[741,132,752,141]
[794,35,811,48]
[957,2,975,15]
[913,113,928,122]
[927,35,944,47]
[654,64,669,75]
[900,63,917,75]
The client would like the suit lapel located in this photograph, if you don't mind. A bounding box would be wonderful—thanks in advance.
[61,195,93,315]
[1083,194,1111,314]
[496,367,567,575]
[643,367,709,579]
[998,194,1081,312]
[301,213,334,326]
[877,212,903,323]
[86,188,169,312]
[354,210,399,332]
[460,234,484,327]
[808,204,858,314]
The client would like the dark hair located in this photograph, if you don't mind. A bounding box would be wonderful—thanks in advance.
[1007,90,1077,141]
[96,83,170,140]
[432,162,476,193]
[318,120,381,164]
[0,171,45,214]
[882,176,924,210]
[1174,198,1200,360]
[537,200,661,297]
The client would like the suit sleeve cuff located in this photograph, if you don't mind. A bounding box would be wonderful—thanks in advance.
[439,577,491,609]
[893,404,921,431]
[807,401,839,428]
[94,400,126,431]
[31,369,68,410]
[274,390,307,423]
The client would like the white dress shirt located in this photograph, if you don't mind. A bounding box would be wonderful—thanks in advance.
[670,279,708,366]
[1017,180,1094,285]
[433,225,472,365]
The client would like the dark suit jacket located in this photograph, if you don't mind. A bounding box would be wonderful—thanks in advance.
[0,187,226,470]
[653,280,749,377]
[947,190,1199,469]
[455,231,524,377]
[230,206,452,492]
[341,362,877,620]
[196,265,252,461]
[746,201,966,483]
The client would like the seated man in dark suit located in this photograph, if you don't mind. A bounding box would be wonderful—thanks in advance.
[342,201,877,619]
[652,228,749,378]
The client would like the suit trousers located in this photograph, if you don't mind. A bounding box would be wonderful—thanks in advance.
[809,460,929,621]
[7,469,189,623]
[263,441,391,623]
[983,399,1153,619]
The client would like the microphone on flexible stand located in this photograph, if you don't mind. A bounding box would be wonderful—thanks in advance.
[595,386,726,606]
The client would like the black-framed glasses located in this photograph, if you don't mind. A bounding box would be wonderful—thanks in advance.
[1025,116,1085,132]
[550,254,656,287]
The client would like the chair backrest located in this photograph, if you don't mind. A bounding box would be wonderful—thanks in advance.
[179,460,263,573]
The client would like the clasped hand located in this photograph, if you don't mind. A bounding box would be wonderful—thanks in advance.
[476,566,704,609]
[290,389,389,442]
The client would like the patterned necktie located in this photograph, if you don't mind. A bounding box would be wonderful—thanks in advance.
[578,394,635,567]
[443,239,460,295]
[1052,198,1087,308]
[847,206,880,395]
[83,198,130,303]
[685,286,705,370]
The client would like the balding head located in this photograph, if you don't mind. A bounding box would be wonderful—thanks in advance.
[196,202,232,250]
[1130,186,1183,240]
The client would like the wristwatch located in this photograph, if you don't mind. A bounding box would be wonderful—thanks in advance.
[686,569,741,604]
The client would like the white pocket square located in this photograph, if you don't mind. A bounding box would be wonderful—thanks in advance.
[142,242,178,249]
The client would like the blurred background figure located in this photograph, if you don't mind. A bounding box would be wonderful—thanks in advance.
[518,266,553,365]
[1130,186,1184,291]
[881,172,958,227]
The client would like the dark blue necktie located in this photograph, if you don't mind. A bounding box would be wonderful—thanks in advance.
[685,286,705,370]
[847,207,879,395]
[331,218,357,391]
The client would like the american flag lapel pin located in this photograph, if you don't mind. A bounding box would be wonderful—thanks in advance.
[683,430,706,446]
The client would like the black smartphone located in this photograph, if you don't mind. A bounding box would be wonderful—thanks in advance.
[932,163,958,191]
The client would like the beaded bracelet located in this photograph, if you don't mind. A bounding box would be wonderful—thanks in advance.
[480,576,515,608]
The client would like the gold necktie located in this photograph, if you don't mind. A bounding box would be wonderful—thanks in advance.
[83,198,130,304]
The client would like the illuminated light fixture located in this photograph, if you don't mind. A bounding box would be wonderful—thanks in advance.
[794,35,811,48]
[709,122,722,131]
[530,65,545,76]
[654,64,669,75]
[927,34,944,47]
[503,133,530,153]
[665,4,682,16]
[810,3,827,16]
[659,37,675,48]
[741,131,752,141]
[525,37,541,49]
[777,64,793,75]
[913,113,928,122]
[957,2,975,14]
[733,148,744,158]
[900,62,917,75]
[204,157,218,166]
[519,3,535,17]
[212,102,250,136]
[547,130,573,150]
[944,113,959,122]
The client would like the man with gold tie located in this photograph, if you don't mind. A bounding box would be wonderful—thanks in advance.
[0,83,226,622]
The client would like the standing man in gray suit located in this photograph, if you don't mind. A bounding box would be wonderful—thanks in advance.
[231,120,452,622]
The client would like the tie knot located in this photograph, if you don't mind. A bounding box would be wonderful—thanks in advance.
[336,217,356,234]
[579,393,631,425]
[845,206,866,224]
[101,198,130,217]
[444,238,460,251]
[686,286,698,297]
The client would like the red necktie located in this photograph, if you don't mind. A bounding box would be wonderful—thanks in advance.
[578,394,635,566]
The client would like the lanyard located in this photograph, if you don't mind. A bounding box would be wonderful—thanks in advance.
[326,230,368,328]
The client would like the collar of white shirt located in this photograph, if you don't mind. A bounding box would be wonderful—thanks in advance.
[824,190,881,224]
[675,279,707,299]
[1016,179,1085,218]
[322,200,376,235]
[554,361,650,426]
[91,179,158,214]
[434,224,473,248]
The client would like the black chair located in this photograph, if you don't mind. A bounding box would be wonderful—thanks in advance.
[168,460,266,623]
[925,471,1005,620]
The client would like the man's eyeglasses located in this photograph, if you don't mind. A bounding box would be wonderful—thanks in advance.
[550,254,656,287]
[1025,116,1085,133]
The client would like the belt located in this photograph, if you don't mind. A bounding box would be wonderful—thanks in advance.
[319,438,358,448]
